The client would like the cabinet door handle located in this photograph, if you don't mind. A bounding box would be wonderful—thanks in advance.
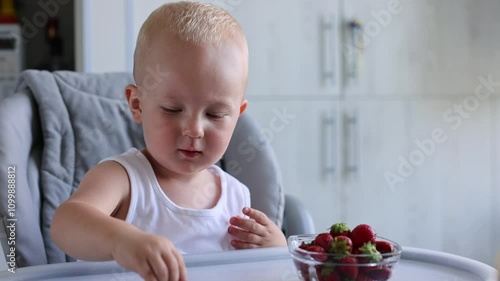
[321,14,336,87]
[343,19,364,85]
[321,112,337,179]
[344,111,359,177]
[346,112,359,176]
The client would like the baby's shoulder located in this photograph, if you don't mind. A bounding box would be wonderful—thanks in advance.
[85,160,130,186]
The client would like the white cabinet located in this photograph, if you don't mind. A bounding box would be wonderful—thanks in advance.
[340,100,409,239]
[243,1,499,265]
[339,98,495,265]
[230,0,341,97]
[341,0,500,97]
[246,99,342,231]
[403,99,494,264]
[341,0,415,96]
[246,98,424,241]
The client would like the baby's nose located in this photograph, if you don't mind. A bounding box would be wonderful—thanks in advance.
[182,117,204,139]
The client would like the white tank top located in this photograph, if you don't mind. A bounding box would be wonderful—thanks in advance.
[102,148,251,254]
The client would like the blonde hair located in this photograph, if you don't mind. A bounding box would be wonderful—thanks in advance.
[133,1,246,84]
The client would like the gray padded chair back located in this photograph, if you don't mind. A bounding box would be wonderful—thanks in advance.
[0,91,46,266]
[0,70,313,268]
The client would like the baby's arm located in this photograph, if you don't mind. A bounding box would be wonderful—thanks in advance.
[228,207,287,249]
[50,161,187,281]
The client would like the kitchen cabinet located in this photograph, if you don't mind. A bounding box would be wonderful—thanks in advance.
[230,0,341,97]
[403,99,494,265]
[339,100,409,240]
[246,100,343,231]
[341,0,500,97]
[335,0,499,265]
[339,97,495,265]
[341,0,415,96]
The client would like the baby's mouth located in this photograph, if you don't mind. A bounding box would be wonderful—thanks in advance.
[179,149,202,158]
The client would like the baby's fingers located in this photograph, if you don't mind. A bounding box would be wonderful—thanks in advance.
[136,262,158,281]
[229,216,265,235]
[228,225,262,244]
[173,249,188,281]
[242,207,271,226]
[231,239,259,249]
[148,255,169,280]
[161,249,186,281]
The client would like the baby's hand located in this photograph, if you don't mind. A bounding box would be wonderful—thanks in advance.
[112,229,187,281]
[228,207,287,249]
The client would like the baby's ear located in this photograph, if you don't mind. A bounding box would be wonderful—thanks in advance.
[239,99,248,115]
[125,84,142,123]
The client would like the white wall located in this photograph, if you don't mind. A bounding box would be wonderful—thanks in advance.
[75,0,128,73]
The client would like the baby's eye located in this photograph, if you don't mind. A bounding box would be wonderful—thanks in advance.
[206,113,226,119]
[162,107,181,114]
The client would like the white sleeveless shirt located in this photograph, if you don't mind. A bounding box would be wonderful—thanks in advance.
[102,148,251,254]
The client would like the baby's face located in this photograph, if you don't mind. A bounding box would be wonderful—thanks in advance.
[131,35,248,177]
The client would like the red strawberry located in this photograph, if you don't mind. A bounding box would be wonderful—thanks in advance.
[375,240,394,254]
[330,235,353,255]
[307,245,328,262]
[352,247,362,255]
[350,224,376,248]
[329,222,351,238]
[295,260,310,280]
[338,256,358,279]
[356,272,374,281]
[317,266,342,281]
[369,265,392,281]
[314,233,334,252]
[359,265,379,276]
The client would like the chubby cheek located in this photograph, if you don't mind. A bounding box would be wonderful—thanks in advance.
[142,119,177,149]
[206,123,236,154]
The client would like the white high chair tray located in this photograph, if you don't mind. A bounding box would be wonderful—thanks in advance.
[0,247,496,281]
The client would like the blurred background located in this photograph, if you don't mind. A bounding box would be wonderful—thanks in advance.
[1,0,499,267]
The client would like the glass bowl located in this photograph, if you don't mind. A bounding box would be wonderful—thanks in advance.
[288,234,402,281]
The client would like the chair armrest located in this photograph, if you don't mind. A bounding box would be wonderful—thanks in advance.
[282,194,316,237]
